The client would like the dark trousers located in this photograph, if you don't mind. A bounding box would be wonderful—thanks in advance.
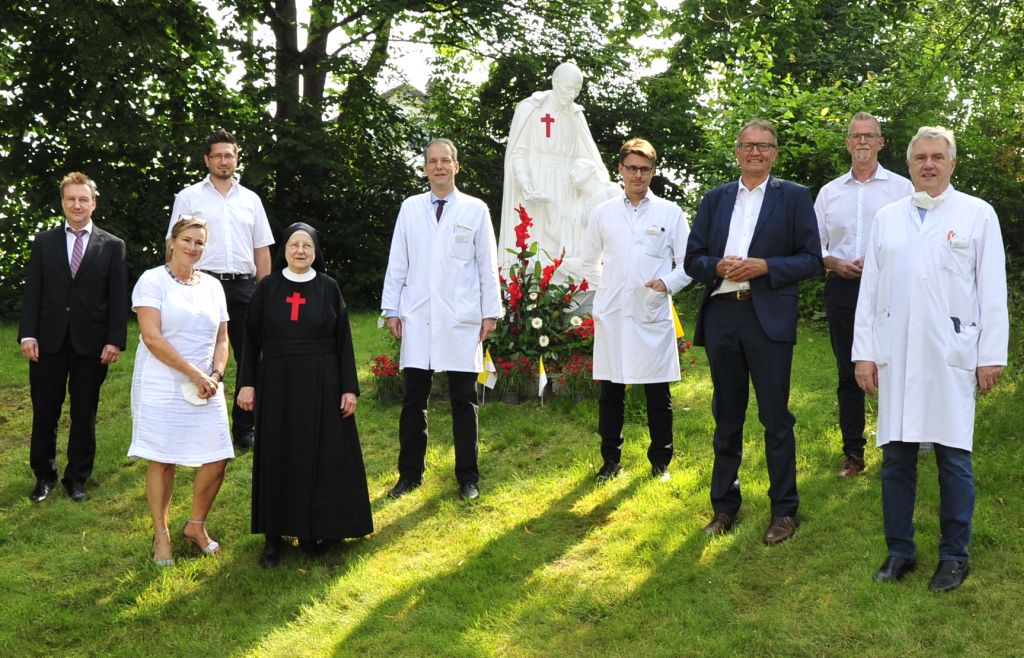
[824,275,866,458]
[598,381,673,468]
[221,277,256,435]
[704,297,799,517]
[398,368,479,485]
[29,333,108,483]
[881,442,974,562]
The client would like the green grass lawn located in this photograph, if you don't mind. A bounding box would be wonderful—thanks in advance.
[1,312,1022,657]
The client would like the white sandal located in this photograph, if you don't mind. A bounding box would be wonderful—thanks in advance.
[182,518,221,556]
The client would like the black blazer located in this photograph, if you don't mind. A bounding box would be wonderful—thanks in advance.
[684,176,822,346]
[18,224,128,355]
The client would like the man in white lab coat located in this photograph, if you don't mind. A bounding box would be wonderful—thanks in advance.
[581,138,691,483]
[814,112,913,478]
[381,139,502,501]
[853,126,1008,592]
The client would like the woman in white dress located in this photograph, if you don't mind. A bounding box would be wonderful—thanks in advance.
[129,216,233,566]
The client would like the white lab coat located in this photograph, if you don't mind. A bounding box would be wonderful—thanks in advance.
[581,191,692,384]
[381,190,502,373]
[852,188,1008,450]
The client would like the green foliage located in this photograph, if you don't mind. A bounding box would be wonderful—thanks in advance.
[0,0,239,316]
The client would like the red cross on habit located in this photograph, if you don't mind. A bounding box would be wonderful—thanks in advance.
[285,292,306,321]
[541,113,555,138]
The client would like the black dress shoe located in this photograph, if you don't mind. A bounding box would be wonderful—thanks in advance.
[929,559,969,592]
[651,464,671,482]
[459,482,479,500]
[30,477,57,503]
[234,430,255,450]
[63,480,87,502]
[388,477,421,499]
[595,462,621,483]
[874,556,917,583]
[260,535,282,568]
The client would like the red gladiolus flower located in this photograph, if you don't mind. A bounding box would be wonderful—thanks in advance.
[514,205,533,251]
[579,278,589,292]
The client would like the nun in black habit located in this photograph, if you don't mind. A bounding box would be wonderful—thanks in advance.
[238,222,372,567]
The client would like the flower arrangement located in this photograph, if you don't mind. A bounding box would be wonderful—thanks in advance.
[369,354,401,399]
[489,205,591,370]
[493,355,534,395]
[370,315,402,400]
[557,353,596,399]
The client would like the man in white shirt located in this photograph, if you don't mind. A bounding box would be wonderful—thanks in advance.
[685,119,823,545]
[381,139,502,501]
[814,112,913,478]
[168,129,274,450]
[580,138,691,483]
[853,126,1007,591]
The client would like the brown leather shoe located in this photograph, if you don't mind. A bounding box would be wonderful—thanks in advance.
[838,455,866,478]
[703,512,737,536]
[763,516,797,545]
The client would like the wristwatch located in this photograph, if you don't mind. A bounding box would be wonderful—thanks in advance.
[211,368,225,381]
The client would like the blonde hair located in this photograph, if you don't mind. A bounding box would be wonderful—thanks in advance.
[619,138,657,164]
[59,172,98,199]
[165,215,208,263]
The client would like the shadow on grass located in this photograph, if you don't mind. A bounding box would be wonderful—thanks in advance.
[331,475,644,656]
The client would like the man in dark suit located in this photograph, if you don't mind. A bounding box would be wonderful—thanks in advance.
[684,119,822,545]
[18,172,128,502]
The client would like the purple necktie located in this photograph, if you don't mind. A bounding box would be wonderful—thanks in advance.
[69,229,86,278]
[435,199,445,222]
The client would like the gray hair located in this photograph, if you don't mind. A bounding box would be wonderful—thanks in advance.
[848,112,882,136]
[907,126,956,161]
[425,138,458,163]
[737,119,778,145]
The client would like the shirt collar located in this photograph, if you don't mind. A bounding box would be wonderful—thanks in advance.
[621,188,656,207]
[840,163,892,185]
[430,188,457,205]
[65,221,93,235]
[202,174,239,192]
[737,177,769,194]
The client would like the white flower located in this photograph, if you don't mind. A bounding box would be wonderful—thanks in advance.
[526,303,537,311]
[529,292,539,301]
[539,335,550,347]
[570,316,583,327]
[531,317,543,329]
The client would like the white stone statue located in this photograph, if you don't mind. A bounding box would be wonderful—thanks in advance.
[498,62,610,282]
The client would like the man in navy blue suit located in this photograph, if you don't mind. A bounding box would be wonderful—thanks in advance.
[18,172,127,503]
[684,119,822,545]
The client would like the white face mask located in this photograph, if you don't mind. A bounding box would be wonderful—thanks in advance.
[910,188,950,210]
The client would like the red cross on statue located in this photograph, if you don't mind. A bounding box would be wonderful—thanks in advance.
[541,113,555,138]
[285,292,306,321]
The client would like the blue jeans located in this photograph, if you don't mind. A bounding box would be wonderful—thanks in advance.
[881,442,974,562]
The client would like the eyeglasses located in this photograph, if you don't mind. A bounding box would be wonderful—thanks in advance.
[848,133,880,141]
[736,142,777,153]
[208,153,237,161]
[623,165,654,176]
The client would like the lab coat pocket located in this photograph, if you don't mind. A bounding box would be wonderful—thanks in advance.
[638,288,671,324]
[872,310,891,366]
[941,239,974,281]
[946,323,980,371]
[454,287,482,325]
[644,230,668,257]
[450,230,475,261]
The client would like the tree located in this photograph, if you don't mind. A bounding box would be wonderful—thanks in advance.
[0,0,240,315]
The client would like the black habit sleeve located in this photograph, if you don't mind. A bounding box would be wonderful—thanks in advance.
[238,277,266,389]
[331,277,360,397]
